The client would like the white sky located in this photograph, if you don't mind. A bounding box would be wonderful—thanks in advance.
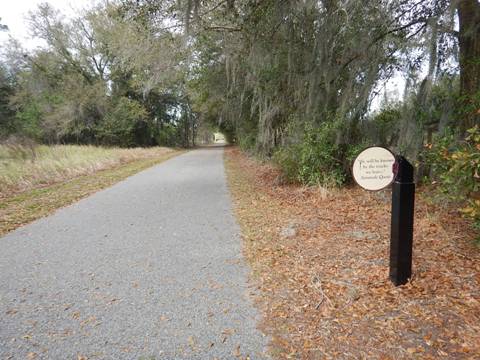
[0,0,95,49]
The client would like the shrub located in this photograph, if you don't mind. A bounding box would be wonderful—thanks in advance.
[97,97,148,147]
[239,133,256,152]
[273,143,302,183]
[274,122,346,187]
[156,123,178,147]
[425,126,480,239]
[14,101,43,141]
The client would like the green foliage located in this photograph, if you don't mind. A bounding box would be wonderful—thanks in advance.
[97,97,148,147]
[238,133,256,151]
[425,126,480,237]
[369,107,402,146]
[274,123,346,187]
[14,101,43,140]
[156,123,178,147]
[456,88,480,133]
[0,65,16,137]
[272,143,302,183]
[0,2,196,148]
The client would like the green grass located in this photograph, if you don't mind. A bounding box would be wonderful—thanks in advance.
[0,146,182,236]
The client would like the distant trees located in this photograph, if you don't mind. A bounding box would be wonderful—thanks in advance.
[0,2,196,147]
[0,63,15,137]
[0,21,15,138]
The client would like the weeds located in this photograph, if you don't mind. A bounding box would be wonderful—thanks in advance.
[0,144,174,196]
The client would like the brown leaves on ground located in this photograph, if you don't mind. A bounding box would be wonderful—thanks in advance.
[224,147,480,359]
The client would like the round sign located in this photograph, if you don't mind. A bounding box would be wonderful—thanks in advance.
[352,147,396,191]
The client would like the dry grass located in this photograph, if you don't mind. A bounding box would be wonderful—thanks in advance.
[0,144,175,197]
[0,145,182,236]
[225,147,480,359]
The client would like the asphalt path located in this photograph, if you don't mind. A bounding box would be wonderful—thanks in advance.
[0,147,268,359]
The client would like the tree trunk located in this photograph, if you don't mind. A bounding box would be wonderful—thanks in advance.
[457,0,480,132]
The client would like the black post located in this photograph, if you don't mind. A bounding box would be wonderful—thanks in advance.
[389,156,415,286]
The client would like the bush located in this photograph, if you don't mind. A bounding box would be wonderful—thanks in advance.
[425,126,480,239]
[239,133,256,151]
[273,143,302,183]
[97,97,148,147]
[14,101,43,141]
[155,123,178,147]
[274,122,346,187]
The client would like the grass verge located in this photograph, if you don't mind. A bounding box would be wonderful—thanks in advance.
[225,147,479,359]
[0,144,176,196]
[0,150,182,236]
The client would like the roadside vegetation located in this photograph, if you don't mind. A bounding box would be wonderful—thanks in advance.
[0,143,175,196]
[0,145,180,236]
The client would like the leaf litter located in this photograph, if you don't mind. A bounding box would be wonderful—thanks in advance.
[224,147,480,359]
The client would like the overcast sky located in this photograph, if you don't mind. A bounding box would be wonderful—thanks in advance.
[0,0,95,49]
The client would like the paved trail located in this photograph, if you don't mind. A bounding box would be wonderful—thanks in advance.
[0,147,268,359]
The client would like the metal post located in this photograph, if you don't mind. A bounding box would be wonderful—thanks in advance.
[389,156,415,286]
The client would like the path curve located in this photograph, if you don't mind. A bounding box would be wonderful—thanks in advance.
[0,147,268,359]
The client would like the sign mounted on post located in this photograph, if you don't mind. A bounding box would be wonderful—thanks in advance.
[352,146,416,287]
[352,147,396,191]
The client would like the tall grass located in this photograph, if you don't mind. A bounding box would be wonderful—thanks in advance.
[0,144,173,196]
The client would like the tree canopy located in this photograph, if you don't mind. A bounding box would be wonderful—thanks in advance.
[0,1,478,200]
